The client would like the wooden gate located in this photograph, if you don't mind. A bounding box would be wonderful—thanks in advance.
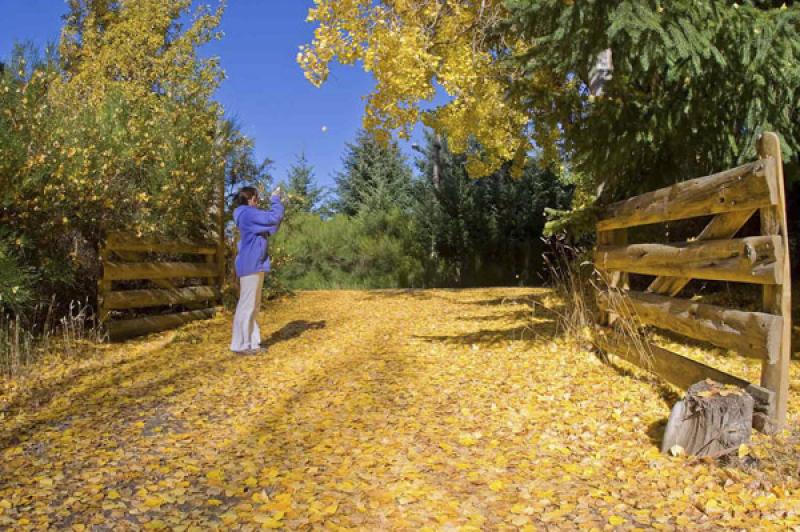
[98,232,224,341]
[593,132,792,432]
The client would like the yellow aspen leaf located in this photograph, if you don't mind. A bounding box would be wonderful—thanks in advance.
[489,480,504,492]
[144,496,163,508]
[323,502,339,515]
[253,514,283,528]
[206,469,225,482]
[458,434,477,446]
[511,515,530,526]
[738,444,750,458]
[670,445,685,457]
[609,515,626,526]
[107,490,120,500]
[220,512,238,525]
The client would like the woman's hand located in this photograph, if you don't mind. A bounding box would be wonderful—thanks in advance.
[271,186,283,200]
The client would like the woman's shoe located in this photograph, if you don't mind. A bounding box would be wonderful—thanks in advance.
[232,347,266,355]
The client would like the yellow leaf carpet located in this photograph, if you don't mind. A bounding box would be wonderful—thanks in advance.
[1,289,798,530]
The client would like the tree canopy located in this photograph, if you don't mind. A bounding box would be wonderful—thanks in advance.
[0,0,262,311]
[300,0,800,199]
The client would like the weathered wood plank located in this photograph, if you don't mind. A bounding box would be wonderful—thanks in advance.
[757,132,792,430]
[598,290,783,362]
[109,249,212,311]
[107,308,216,341]
[593,328,774,413]
[647,209,756,296]
[104,262,219,281]
[105,286,221,310]
[106,233,217,255]
[597,159,777,231]
[596,229,628,326]
[594,236,783,285]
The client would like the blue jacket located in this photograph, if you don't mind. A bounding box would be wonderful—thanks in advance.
[233,197,285,277]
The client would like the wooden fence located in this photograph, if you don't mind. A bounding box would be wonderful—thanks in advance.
[593,132,792,432]
[98,232,224,341]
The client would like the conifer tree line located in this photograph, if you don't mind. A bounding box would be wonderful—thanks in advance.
[271,130,572,290]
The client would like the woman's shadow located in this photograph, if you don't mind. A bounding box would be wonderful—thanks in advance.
[260,320,326,349]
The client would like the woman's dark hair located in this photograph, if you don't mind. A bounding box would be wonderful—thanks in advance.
[234,186,258,207]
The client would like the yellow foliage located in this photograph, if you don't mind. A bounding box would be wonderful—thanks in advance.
[299,1,559,177]
[1,288,800,528]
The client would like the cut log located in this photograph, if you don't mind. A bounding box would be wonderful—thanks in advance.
[594,236,784,285]
[597,290,783,362]
[597,158,777,230]
[647,209,756,296]
[106,308,215,341]
[661,380,753,457]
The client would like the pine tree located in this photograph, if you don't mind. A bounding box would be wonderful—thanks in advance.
[333,130,413,215]
[285,152,323,213]
[414,132,572,286]
[506,1,800,202]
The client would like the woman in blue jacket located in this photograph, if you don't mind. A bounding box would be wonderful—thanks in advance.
[230,186,285,354]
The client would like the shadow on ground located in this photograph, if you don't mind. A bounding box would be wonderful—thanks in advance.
[647,418,669,449]
[260,320,326,349]
[413,320,557,347]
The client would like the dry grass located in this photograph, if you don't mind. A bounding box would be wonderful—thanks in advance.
[542,241,654,368]
[0,299,104,378]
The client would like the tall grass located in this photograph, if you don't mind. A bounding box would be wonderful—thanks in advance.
[542,239,653,367]
[0,299,104,378]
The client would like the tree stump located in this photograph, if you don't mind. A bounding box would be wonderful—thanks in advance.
[661,379,753,457]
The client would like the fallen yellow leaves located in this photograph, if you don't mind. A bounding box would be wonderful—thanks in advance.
[0,289,799,529]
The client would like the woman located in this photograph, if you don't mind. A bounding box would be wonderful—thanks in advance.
[230,186,285,354]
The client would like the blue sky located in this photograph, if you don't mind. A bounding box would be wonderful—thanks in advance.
[0,0,430,190]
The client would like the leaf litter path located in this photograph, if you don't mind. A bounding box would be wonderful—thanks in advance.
[1,289,799,530]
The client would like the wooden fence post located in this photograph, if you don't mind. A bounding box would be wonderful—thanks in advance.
[596,228,628,326]
[757,132,792,430]
[98,241,111,325]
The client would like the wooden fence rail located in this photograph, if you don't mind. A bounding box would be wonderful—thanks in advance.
[98,232,224,341]
[593,132,792,433]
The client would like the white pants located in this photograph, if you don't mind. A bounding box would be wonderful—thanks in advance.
[230,272,265,352]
